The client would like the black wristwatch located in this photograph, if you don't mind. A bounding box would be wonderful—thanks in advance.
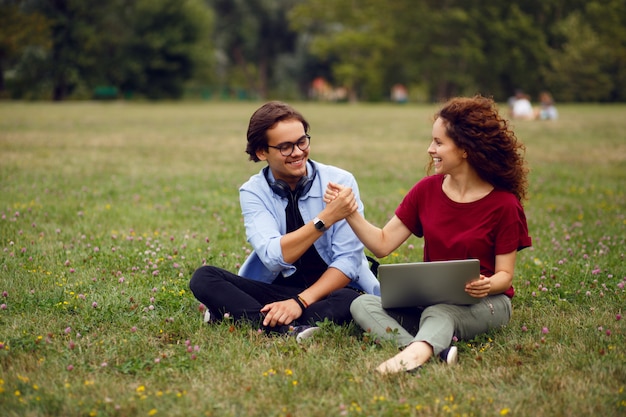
[313,217,327,232]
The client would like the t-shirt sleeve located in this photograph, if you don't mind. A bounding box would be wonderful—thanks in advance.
[395,180,424,237]
[495,198,532,255]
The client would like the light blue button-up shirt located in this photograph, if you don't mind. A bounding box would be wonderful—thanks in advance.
[237,160,380,295]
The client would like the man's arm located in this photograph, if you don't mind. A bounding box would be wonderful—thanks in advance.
[260,267,350,327]
[279,199,351,263]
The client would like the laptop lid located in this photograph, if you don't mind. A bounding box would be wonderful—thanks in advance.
[379,259,481,308]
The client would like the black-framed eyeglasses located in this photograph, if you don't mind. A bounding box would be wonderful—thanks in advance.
[267,134,311,157]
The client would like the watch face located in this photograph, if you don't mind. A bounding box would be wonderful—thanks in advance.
[314,218,325,230]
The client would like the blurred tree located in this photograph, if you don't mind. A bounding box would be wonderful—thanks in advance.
[6,0,213,100]
[580,0,626,101]
[209,0,300,99]
[400,2,486,100]
[465,2,548,100]
[289,0,626,102]
[0,1,50,96]
[292,0,557,102]
[122,0,214,99]
[3,0,626,101]
[31,0,106,100]
[290,0,396,101]
[506,0,615,101]
[542,12,614,102]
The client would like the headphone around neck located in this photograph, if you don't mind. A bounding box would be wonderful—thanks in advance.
[263,160,317,200]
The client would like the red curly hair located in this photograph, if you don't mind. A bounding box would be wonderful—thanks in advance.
[428,95,529,202]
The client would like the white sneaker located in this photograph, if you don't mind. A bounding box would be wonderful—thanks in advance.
[439,346,458,365]
[294,326,321,342]
[203,310,211,323]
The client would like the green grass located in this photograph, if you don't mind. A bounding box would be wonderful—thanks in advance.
[0,101,624,417]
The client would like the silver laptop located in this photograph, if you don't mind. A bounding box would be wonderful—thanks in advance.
[379,259,481,308]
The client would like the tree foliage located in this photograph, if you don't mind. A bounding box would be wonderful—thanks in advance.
[209,0,301,99]
[4,0,213,100]
[1,0,625,101]
[122,0,214,99]
[0,0,50,95]
[289,0,626,102]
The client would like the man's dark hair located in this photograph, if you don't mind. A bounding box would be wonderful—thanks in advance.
[246,101,310,162]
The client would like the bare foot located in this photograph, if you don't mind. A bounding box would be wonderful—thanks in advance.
[375,341,433,375]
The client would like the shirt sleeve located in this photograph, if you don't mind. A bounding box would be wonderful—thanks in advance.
[495,198,532,255]
[239,182,293,274]
[395,176,435,237]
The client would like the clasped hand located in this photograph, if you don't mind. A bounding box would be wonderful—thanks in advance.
[323,181,358,219]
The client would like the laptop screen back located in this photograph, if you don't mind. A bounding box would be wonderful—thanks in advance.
[379,259,481,308]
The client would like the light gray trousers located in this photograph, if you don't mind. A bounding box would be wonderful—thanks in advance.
[350,294,512,355]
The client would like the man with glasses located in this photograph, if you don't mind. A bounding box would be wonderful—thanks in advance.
[189,101,379,340]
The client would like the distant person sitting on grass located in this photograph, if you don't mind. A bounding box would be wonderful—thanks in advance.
[324,96,532,373]
[189,101,380,341]
[536,91,559,120]
[511,90,535,120]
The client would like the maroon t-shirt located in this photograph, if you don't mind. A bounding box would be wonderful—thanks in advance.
[395,175,532,298]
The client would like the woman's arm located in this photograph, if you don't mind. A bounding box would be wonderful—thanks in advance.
[346,213,412,258]
[465,250,517,297]
[325,182,412,258]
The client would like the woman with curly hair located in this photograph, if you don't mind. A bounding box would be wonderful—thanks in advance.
[323,95,532,374]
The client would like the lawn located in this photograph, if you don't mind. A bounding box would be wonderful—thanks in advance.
[0,100,624,417]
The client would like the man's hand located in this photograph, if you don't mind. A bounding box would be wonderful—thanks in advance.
[323,181,358,221]
[260,298,303,327]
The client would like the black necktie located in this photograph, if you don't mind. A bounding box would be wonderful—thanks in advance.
[285,192,304,232]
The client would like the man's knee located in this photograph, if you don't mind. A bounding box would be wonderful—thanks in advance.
[189,265,220,292]
[330,287,360,304]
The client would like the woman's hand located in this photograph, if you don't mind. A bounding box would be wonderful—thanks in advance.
[323,181,343,203]
[465,275,491,298]
[323,181,359,221]
[260,299,302,327]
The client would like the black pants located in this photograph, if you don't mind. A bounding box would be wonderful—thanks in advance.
[189,265,360,329]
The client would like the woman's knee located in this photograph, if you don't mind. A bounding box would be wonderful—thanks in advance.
[484,295,512,327]
[350,294,382,322]
[419,304,457,326]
